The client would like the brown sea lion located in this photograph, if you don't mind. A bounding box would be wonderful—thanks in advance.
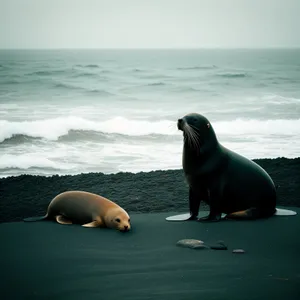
[23,190,131,232]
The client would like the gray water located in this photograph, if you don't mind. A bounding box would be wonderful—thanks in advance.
[0,49,300,177]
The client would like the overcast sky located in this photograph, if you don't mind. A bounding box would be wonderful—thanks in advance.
[0,0,299,49]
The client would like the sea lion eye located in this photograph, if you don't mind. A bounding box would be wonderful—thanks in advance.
[207,123,210,129]
[128,218,130,223]
[115,218,120,223]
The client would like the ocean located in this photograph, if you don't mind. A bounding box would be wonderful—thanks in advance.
[0,49,299,178]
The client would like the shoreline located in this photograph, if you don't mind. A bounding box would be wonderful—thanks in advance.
[1,156,299,223]
[1,156,299,179]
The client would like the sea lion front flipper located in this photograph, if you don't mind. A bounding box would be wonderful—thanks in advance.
[197,187,223,222]
[82,220,102,228]
[197,212,222,222]
[188,187,201,219]
[225,208,260,220]
[166,213,195,221]
[56,215,73,225]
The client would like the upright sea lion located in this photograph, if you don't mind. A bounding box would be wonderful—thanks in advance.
[167,113,296,222]
[23,190,131,232]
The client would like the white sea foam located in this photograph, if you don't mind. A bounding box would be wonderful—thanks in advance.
[214,118,300,137]
[0,116,177,142]
[1,116,300,143]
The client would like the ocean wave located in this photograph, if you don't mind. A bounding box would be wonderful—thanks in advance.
[177,65,217,70]
[262,94,300,104]
[0,134,41,144]
[71,72,99,78]
[147,82,166,86]
[1,77,31,84]
[54,82,83,91]
[25,68,109,78]
[0,154,70,170]
[174,86,201,93]
[1,116,300,145]
[0,116,176,143]
[87,89,114,96]
[216,72,248,78]
[75,64,100,68]
[52,82,112,95]
[26,70,66,76]
[141,74,174,80]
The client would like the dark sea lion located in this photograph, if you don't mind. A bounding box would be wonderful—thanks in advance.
[23,190,131,232]
[167,113,296,222]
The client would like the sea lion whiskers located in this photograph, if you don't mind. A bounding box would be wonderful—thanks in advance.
[182,122,201,152]
[182,123,193,148]
[183,124,198,150]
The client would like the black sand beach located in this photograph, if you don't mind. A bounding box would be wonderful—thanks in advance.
[1,157,300,299]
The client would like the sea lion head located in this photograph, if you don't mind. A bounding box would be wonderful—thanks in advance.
[105,208,131,232]
[177,113,218,153]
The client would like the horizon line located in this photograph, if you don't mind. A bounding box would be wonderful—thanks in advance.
[1,46,300,51]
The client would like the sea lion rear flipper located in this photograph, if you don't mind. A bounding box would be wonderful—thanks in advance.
[56,215,73,225]
[23,215,48,222]
[82,220,102,228]
[225,208,264,220]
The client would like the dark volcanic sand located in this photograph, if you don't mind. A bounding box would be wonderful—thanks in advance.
[0,157,299,223]
[1,210,300,300]
[1,157,300,300]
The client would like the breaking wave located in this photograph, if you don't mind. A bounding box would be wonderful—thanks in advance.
[1,116,300,144]
[0,116,176,143]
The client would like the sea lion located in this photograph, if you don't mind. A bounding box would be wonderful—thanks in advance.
[23,190,131,232]
[167,112,296,222]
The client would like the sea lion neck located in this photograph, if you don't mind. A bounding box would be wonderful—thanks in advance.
[182,141,225,176]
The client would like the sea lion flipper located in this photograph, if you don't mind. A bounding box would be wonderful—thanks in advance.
[165,213,195,221]
[188,187,201,218]
[197,212,222,222]
[82,220,102,228]
[225,208,265,220]
[56,215,73,225]
[23,215,48,222]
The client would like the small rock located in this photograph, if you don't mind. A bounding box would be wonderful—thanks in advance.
[209,244,227,250]
[176,239,210,250]
[207,240,228,250]
[232,249,245,254]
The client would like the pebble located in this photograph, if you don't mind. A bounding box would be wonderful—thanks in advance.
[209,241,228,250]
[232,249,245,254]
[176,239,210,250]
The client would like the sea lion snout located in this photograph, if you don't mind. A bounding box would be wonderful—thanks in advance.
[177,118,184,130]
[121,225,130,232]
